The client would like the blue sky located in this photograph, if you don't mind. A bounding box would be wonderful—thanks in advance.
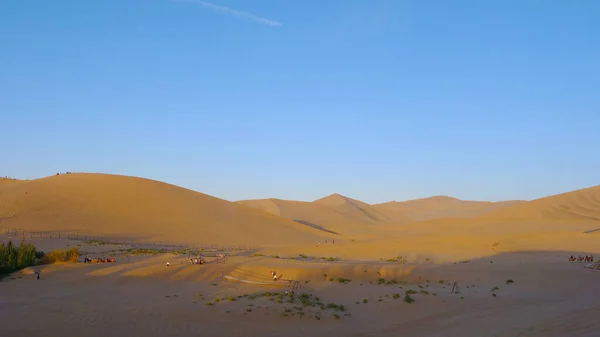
[1,0,599,203]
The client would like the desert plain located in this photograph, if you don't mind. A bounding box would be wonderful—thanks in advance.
[1,173,599,337]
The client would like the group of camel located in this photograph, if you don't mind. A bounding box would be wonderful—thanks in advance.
[568,255,594,263]
[84,257,116,263]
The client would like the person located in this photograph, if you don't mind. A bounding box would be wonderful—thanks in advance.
[37,272,40,280]
[166,261,170,267]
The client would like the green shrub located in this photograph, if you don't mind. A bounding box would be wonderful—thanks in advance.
[404,294,415,303]
[0,240,42,275]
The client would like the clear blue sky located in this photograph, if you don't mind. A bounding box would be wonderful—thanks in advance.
[1,0,599,203]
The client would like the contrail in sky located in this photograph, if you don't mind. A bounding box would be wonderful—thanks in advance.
[173,0,283,27]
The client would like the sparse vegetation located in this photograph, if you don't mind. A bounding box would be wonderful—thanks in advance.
[321,256,339,262]
[404,294,415,303]
[124,248,168,255]
[206,291,347,320]
[336,277,351,284]
[326,303,346,311]
[385,256,407,263]
[506,279,514,284]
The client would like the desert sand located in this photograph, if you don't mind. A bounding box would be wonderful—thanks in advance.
[1,173,599,336]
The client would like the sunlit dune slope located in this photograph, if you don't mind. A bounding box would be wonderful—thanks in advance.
[374,196,524,221]
[0,173,328,245]
[478,185,600,221]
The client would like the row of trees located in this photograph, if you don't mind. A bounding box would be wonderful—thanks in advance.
[0,240,40,275]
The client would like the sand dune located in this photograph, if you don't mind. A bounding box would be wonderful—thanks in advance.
[237,194,413,235]
[313,193,395,223]
[237,197,406,233]
[237,198,359,233]
[479,185,600,221]
[374,196,524,221]
[0,173,329,246]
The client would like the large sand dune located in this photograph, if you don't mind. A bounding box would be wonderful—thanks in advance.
[0,173,329,246]
[237,194,413,236]
[374,196,523,221]
[313,193,397,223]
[479,185,600,221]
[237,195,412,234]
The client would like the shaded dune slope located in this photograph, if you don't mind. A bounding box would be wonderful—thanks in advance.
[0,173,328,245]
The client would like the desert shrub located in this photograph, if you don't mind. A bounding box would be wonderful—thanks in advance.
[65,247,80,262]
[404,294,415,303]
[44,247,80,263]
[506,279,514,284]
[326,303,345,311]
[45,249,66,263]
[337,277,351,284]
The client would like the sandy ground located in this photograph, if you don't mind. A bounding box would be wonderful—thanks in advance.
[1,239,599,337]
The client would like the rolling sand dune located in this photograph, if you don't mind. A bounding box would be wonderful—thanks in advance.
[374,196,524,221]
[479,185,600,221]
[313,193,396,223]
[237,196,411,235]
[0,173,330,246]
